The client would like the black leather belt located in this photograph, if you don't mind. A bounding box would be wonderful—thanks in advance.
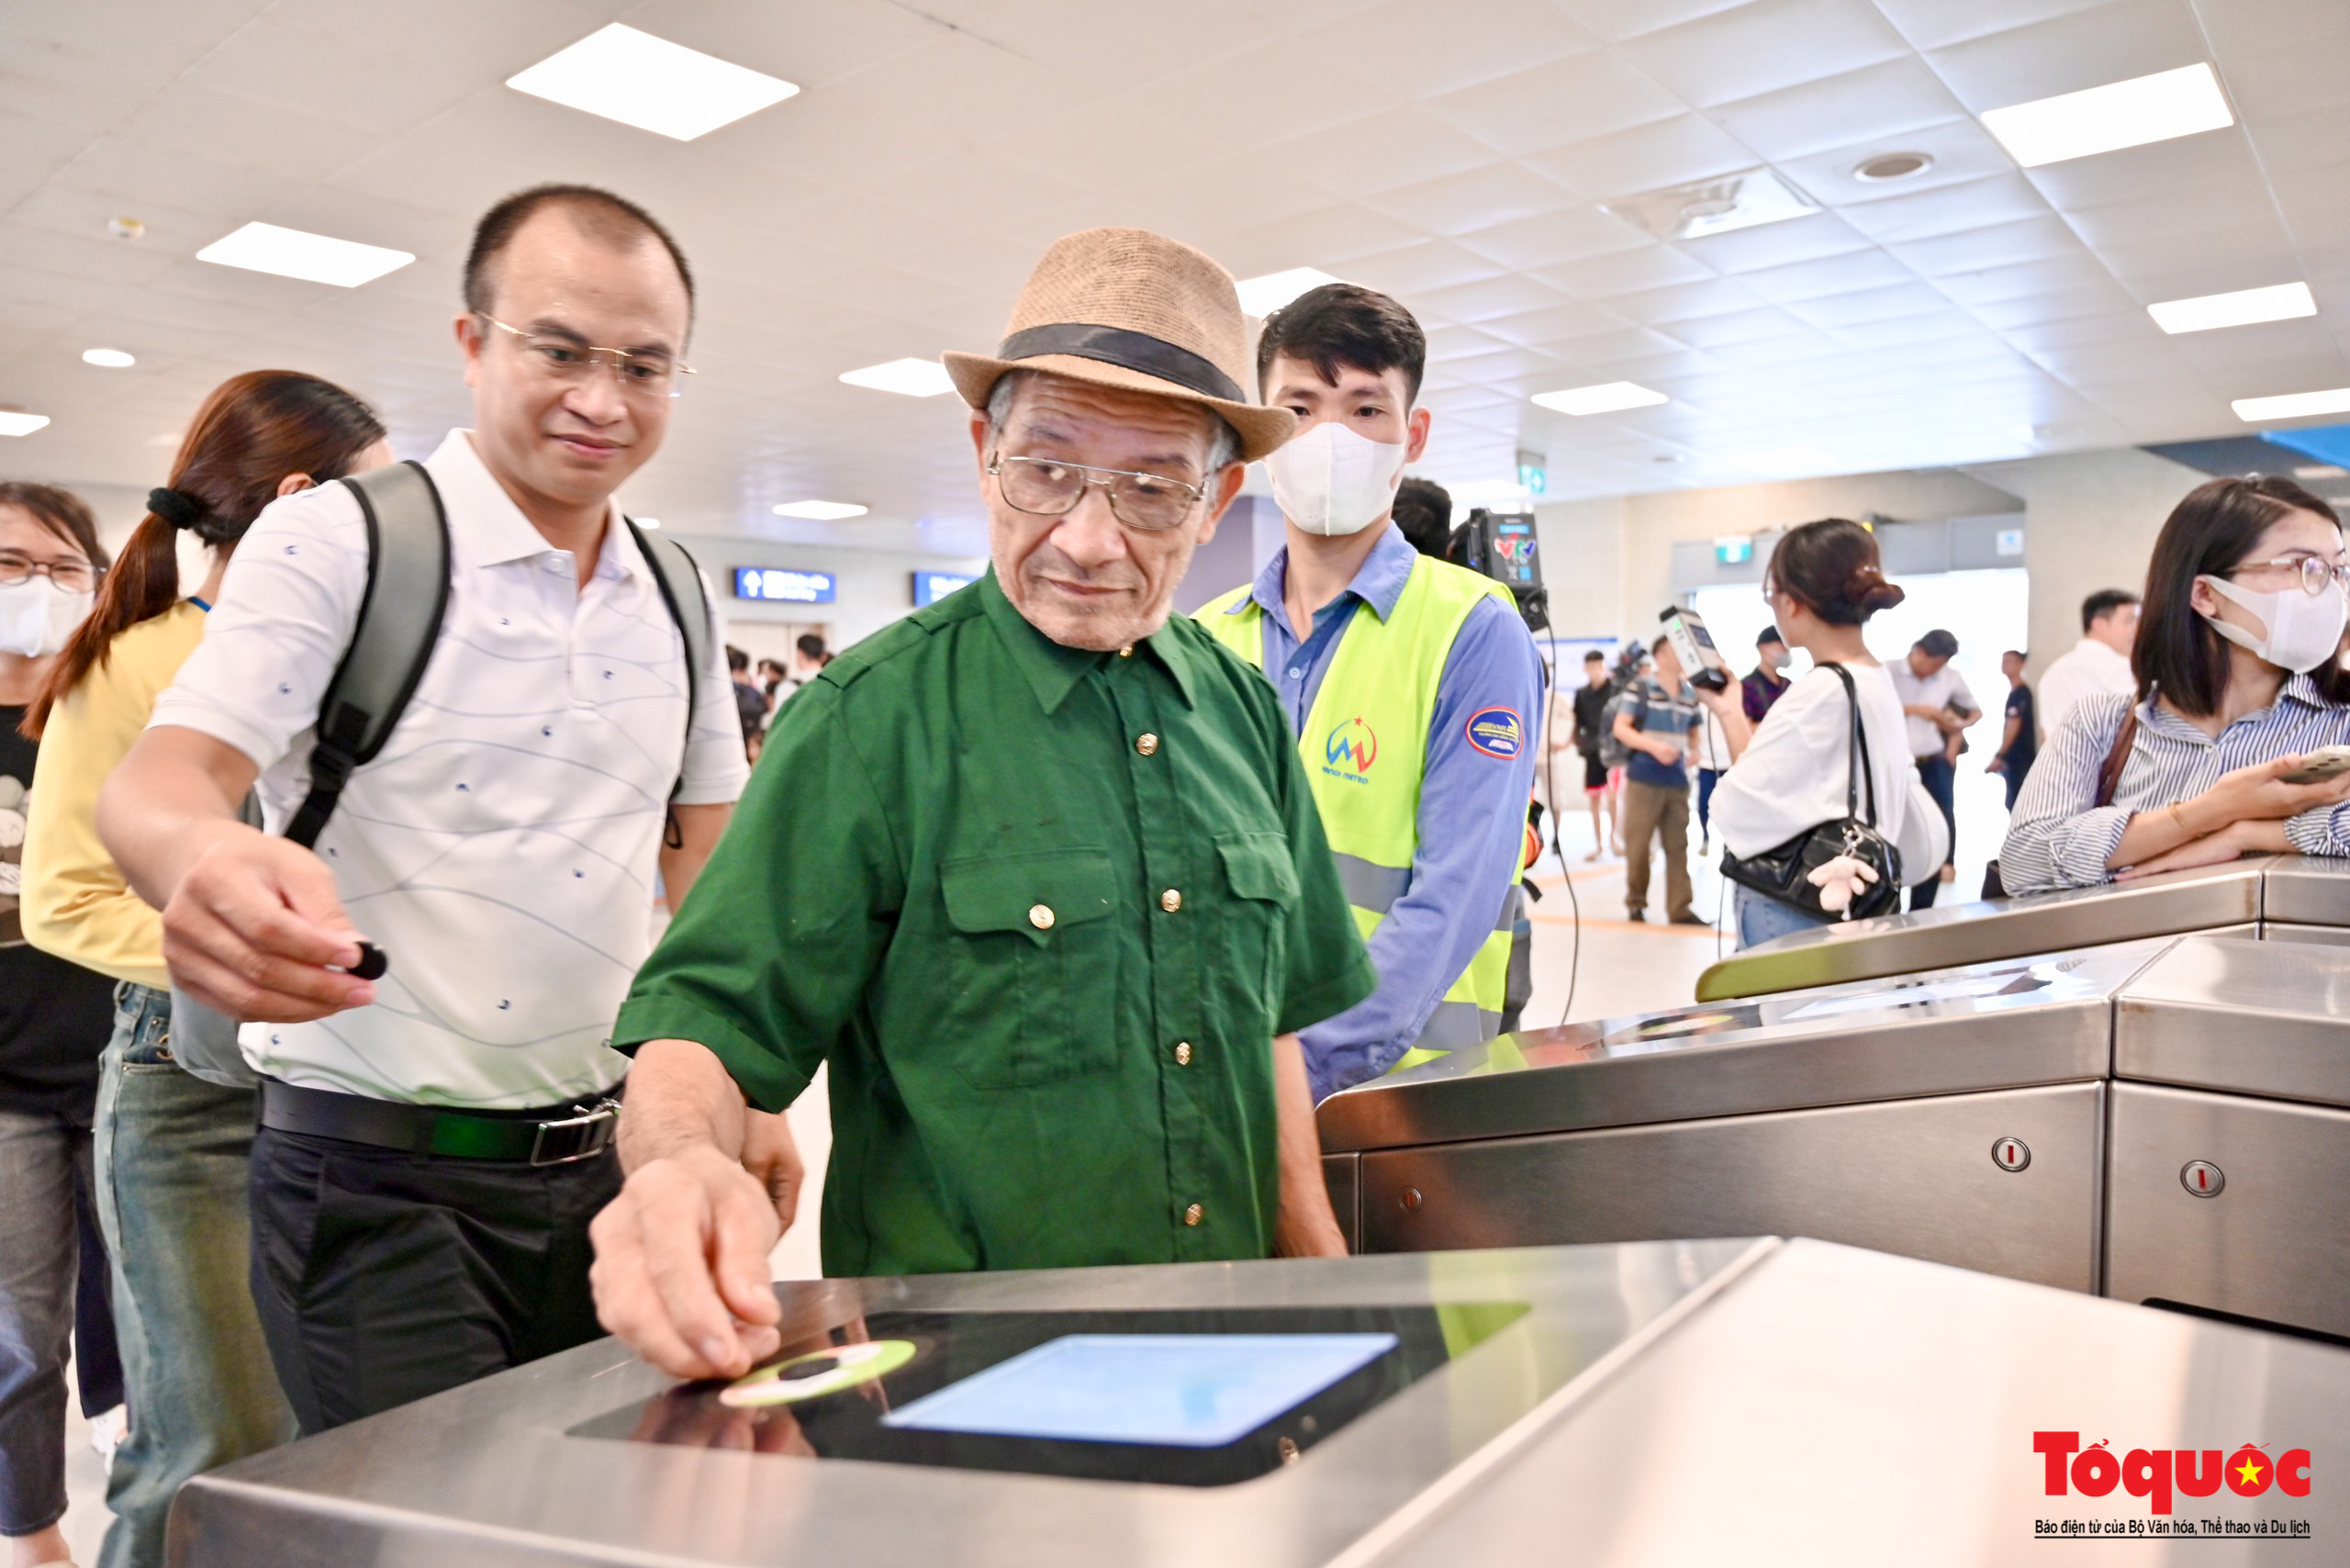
[258,1078,622,1165]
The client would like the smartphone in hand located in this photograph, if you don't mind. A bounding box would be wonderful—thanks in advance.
[2278,745,2350,785]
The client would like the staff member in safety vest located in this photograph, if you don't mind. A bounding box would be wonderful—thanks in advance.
[589,229,1375,1383]
[1197,285,1544,1101]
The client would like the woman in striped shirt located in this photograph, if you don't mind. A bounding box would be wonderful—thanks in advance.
[2002,476,2350,893]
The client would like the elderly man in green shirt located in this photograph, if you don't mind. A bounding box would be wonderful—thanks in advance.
[590,228,1378,1381]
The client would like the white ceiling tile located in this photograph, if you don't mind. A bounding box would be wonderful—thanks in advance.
[1265,106,1509,205]
[1410,273,1581,326]
[1606,274,1770,322]
[1422,52,1687,159]
[1342,239,1512,297]
[1526,113,1757,200]
[1775,118,2021,208]
[1361,161,1580,236]
[1128,44,1398,147]
[1920,0,2221,113]
[1615,0,1911,110]
[1534,241,1719,299]
[1783,280,1953,327]
[1733,247,1919,304]
[1706,57,1968,162]
[1886,214,2086,277]
[1547,0,1760,45]
[1869,0,2115,52]
[1833,173,2054,245]
[1678,211,1875,274]
[1282,0,1592,99]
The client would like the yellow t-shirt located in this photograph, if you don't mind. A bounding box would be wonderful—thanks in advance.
[22,600,207,989]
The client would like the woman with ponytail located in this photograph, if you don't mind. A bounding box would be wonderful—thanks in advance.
[19,370,385,1568]
[1691,518,1951,948]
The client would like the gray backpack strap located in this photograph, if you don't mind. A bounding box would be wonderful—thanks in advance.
[624,521,711,801]
[284,461,451,848]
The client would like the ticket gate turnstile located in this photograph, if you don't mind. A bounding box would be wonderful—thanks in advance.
[2108,935,2350,1340]
[1318,941,2173,1292]
[1692,855,2350,1002]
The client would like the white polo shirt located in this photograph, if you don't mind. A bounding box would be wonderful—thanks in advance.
[2038,636,2134,736]
[151,430,747,1109]
[1886,658,1979,759]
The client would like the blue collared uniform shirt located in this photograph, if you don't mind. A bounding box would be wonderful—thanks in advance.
[1235,525,1547,1100]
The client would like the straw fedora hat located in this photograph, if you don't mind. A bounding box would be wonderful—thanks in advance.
[944,228,1296,464]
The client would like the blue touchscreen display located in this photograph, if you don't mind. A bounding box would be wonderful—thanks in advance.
[879,1333,1399,1449]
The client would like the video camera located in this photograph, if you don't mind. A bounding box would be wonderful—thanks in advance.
[1445,506,1548,632]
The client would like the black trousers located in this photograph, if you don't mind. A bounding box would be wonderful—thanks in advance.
[1908,753,1959,911]
[248,1126,621,1434]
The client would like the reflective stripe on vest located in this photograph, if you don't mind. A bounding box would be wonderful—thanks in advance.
[1198,556,1520,1068]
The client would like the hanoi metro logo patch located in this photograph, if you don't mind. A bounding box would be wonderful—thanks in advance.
[1323,717,1378,784]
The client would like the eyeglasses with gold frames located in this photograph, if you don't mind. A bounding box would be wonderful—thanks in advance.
[476,313,695,398]
[984,453,1208,532]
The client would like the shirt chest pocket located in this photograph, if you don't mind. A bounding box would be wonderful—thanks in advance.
[1215,832,1298,1017]
[937,849,1121,1090]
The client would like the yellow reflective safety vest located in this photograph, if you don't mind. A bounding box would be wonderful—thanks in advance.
[1198,556,1524,1065]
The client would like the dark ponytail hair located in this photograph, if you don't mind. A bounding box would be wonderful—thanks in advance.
[1764,517,1906,626]
[25,370,383,736]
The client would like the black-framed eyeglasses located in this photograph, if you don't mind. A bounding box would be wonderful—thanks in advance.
[2232,554,2350,597]
[985,454,1208,532]
[476,313,695,398]
[0,549,99,593]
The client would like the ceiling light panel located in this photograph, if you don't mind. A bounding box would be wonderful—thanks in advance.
[772,500,868,521]
[839,358,956,398]
[2233,388,2350,423]
[1533,382,1670,416]
[1235,267,1341,317]
[196,222,415,287]
[82,348,136,368]
[506,24,800,141]
[2147,281,2316,335]
[1979,63,2233,169]
[0,412,51,437]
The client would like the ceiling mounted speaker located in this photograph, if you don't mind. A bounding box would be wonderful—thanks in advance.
[1852,151,1934,183]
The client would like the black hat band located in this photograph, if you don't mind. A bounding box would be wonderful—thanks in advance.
[998,322,1243,405]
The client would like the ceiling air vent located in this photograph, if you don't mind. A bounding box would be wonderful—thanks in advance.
[1602,168,1820,241]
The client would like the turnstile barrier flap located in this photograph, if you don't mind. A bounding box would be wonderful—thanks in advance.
[2117,934,2350,1110]
[1316,939,2177,1154]
[1692,857,2277,1002]
[2256,853,2350,927]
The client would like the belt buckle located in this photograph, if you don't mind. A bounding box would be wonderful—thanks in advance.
[530,1098,620,1166]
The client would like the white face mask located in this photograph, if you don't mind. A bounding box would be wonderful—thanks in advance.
[0,576,94,658]
[2199,574,2350,675]
[1265,420,1407,538]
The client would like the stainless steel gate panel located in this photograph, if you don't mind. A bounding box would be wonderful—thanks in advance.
[1323,1152,1360,1252]
[1692,857,2273,1002]
[2259,854,2350,927]
[2262,921,2350,949]
[2108,1081,2350,1339]
[1357,1082,2104,1291]
[2117,935,2350,1111]
[1321,941,2164,1157]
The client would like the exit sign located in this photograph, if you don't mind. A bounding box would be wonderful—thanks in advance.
[1714,537,1752,566]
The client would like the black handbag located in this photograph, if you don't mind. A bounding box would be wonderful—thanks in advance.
[1718,663,1904,922]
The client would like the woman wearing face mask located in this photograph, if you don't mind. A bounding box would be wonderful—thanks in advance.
[2000,476,2350,894]
[0,483,118,1568]
[18,371,386,1568]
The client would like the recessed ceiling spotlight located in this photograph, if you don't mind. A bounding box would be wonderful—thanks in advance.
[196,221,414,287]
[1980,62,2233,168]
[1651,454,1686,465]
[1235,267,1341,317]
[2148,281,2316,334]
[0,411,52,438]
[82,348,136,368]
[507,23,800,141]
[1604,168,1818,241]
[106,216,144,241]
[1852,151,1933,183]
[839,358,956,398]
[2234,387,2350,423]
[1532,382,1669,416]
[772,500,868,521]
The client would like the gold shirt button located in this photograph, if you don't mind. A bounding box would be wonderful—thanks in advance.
[1174,1041,1192,1066]
[1136,733,1159,756]
[1028,903,1055,931]
[1118,645,1135,657]
[1160,889,1182,913]
[1183,1203,1203,1226]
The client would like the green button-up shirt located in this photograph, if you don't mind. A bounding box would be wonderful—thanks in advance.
[613,569,1375,1278]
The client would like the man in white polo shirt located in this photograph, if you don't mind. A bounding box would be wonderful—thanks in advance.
[97,185,746,1433]
[2037,588,2140,735]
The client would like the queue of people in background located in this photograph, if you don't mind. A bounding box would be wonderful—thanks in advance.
[1695,519,1950,949]
[0,483,125,1568]
[2001,476,2350,894]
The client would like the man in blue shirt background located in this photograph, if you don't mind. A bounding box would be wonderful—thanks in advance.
[1614,633,1705,924]
[1200,283,1544,1101]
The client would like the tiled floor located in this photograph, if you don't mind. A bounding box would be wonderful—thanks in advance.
[40,800,1774,1558]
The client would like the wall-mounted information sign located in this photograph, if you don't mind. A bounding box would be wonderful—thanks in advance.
[733,566,837,605]
[912,571,979,607]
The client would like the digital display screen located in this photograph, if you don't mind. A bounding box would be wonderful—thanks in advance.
[912,570,978,606]
[733,566,837,604]
[1492,517,1539,585]
[880,1333,1398,1448]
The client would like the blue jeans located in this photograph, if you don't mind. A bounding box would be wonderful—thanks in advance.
[0,1099,90,1538]
[1909,753,1958,911]
[93,985,297,1568]
[1734,884,1832,950]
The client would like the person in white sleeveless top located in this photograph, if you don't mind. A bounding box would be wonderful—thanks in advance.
[1695,518,1951,949]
